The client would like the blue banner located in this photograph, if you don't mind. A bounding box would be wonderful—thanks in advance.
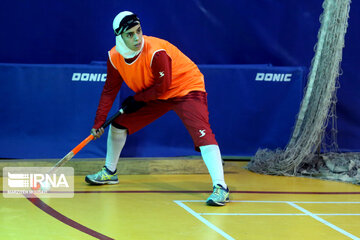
[0,63,305,158]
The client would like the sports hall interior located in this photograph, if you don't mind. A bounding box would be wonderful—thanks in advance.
[1,1,359,239]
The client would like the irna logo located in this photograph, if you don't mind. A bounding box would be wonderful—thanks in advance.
[7,172,69,189]
[72,73,107,82]
[255,73,292,82]
[3,167,74,198]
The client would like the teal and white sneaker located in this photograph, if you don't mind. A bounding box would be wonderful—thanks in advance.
[85,167,119,185]
[206,184,230,206]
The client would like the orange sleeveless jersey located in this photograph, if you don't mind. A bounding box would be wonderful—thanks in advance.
[108,35,205,100]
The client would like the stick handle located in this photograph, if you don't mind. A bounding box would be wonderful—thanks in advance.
[71,134,94,155]
[71,108,124,155]
[100,108,124,129]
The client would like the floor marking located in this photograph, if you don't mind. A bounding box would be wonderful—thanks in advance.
[74,190,360,194]
[181,200,360,204]
[24,193,114,240]
[177,200,360,239]
[4,190,360,194]
[200,213,307,216]
[293,201,360,204]
[230,200,360,204]
[174,200,235,240]
[288,202,360,240]
[3,190,360,196]
[199,213,360,216]
[316,214,360,216]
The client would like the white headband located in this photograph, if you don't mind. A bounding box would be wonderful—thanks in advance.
[113,11,144,59]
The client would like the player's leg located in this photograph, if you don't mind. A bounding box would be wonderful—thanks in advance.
[199,145,227,187]
[85,125,126,185]
[199,144,229,206]
[85,100,172,185]
[173,91,229,206]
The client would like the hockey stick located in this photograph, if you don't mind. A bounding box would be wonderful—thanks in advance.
[47,108,125,174]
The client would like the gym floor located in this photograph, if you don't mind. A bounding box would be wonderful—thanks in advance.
[1,162,360,240]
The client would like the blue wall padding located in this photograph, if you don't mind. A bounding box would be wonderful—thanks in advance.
[0,63,305,158]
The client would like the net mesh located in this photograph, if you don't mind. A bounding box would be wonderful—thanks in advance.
[247,0,360,185]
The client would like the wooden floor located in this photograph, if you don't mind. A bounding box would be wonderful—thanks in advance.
[1,161,360,240]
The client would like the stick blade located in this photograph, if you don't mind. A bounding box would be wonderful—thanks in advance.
[48,151,75,174]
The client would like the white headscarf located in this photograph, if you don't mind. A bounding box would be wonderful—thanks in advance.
[112,11,144,59]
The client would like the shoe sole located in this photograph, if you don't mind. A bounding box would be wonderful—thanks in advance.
[85,176,119,185]
[206,197,230,206]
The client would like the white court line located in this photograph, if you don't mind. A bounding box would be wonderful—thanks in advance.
[175,200,360,239]
[181,200,360,204]
[200,213,360,216]
[288,202,360,240]
[317,214,360,216]
[230,201,360,204]
[180,200,287,203]
[174,200,235,240]
[293,201,360,204]
[200,213,306,216]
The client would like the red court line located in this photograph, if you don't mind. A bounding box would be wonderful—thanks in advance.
[1,190,360,194]
[72,190,360,194]
[24,193,114,240]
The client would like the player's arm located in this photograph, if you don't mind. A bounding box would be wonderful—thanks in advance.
[133,50,172,102]
[92,58,123,138]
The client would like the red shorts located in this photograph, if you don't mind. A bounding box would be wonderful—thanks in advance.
[112,91,218,151]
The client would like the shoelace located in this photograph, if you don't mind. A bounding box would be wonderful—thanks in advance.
[97,169,110,180]
[213,187,222,196]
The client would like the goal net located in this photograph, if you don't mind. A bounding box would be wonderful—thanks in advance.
[247,0,360,185]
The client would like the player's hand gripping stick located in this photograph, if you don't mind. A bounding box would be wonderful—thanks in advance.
[48,108,125,174]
